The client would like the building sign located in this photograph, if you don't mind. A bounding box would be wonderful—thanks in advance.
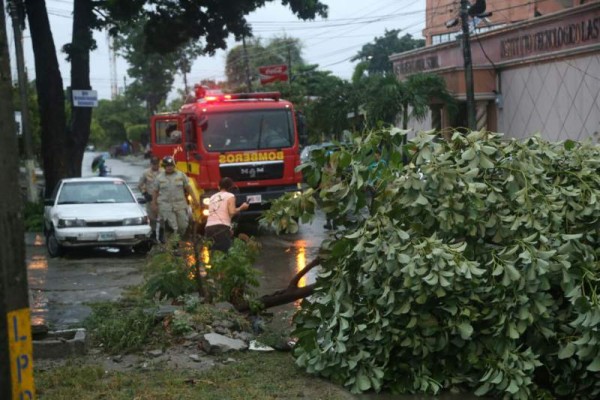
[219,151,284,164]
[394,55,440,76]
[500,16,600,59]
[72,89,98,107]
[258,64,288,85]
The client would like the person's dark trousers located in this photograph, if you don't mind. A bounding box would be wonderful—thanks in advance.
[205,224,232,252]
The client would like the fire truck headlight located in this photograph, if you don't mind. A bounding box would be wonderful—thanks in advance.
[202,198,210,206]
[202,209,210,217]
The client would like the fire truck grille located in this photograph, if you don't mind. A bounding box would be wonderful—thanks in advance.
[220,162,284,182]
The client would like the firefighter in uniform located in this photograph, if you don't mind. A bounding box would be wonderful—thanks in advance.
[138,155,160,235]
[151,156,198,239]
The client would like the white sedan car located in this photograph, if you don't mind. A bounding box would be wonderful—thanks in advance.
[43,177,152,257]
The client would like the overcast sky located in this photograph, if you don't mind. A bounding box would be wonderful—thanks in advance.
[8,0,426,100]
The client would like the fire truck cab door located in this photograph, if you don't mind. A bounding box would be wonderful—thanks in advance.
[152,115,184,157]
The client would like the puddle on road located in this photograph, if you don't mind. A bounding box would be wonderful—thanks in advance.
[27,254,49,327]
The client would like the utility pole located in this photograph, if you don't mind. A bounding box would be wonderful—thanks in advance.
[242,35,253,92]
[181,55,189,95]
[9,0,38,202]
[107,31,118,99]
[1,0,36,398]
[460,0,476,131]
[287,45,292,85]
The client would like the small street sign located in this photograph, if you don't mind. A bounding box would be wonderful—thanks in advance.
[72,89,98,107]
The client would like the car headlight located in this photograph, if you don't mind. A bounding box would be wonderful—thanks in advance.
[123,216,148,226]
[57,218,86,228]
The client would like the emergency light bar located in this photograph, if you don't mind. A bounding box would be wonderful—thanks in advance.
[193,84,281,102]
[227,92,281,101]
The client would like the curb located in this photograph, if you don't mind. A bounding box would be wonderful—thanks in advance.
[33,328,87,359]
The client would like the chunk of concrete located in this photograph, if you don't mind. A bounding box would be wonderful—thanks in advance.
[33,328,87,359]
[201,333,247,354]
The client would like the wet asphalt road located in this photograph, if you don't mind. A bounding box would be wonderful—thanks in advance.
[27,151,325,330]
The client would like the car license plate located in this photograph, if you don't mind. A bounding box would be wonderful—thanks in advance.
[98,232,116,241]
[246,195,262,204]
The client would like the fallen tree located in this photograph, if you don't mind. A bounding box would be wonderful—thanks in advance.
[259,127,600,399]
[234,258,320,313]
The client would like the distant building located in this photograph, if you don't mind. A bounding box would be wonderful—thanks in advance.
[390,0,600,141]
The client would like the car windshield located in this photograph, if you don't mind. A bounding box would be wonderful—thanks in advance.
[57,181,135,204]
[201,109,294,152]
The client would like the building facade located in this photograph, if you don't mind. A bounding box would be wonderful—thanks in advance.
[391,0,600,141]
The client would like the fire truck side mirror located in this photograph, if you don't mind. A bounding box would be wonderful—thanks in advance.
[295,111,307,146]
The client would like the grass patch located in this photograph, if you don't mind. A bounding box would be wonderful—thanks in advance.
[35,353,354,400]
[24,201,44,232]
[84,301,159,354]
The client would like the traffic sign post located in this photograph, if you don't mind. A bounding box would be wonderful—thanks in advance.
[72,89,98,107]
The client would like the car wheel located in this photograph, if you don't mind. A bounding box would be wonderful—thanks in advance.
[46,230,64,257]
[133,240,153,255]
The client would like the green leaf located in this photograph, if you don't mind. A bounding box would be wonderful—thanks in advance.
[457,322,473,339]
[587,356,600,372]
[474,383,491,396]
[506,379,519,394]
[462,148,476,161]
[562,233,583,240]
[357,372,371,391]
[415,193,429,205]
[558,343,576,359]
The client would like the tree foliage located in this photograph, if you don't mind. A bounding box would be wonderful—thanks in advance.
[262,128,600,398]
[106,1,327,55]
[265,65,353,141]
[226,35,304,91]
[113,18,204,115]
[91,94,148,148]
[351,29,424,75]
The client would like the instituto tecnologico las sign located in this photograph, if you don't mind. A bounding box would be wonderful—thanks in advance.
[500,16,600,59]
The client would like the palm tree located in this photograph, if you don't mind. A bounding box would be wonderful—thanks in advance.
[399,72,457,131]
[357,71,456,134]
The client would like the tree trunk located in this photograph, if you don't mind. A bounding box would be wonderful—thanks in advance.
[67,0,93,177]
[235,258,320,313]
[25,0,67,196]
[0,1,31,394]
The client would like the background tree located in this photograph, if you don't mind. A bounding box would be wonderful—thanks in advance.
[351,29,424,75]
[351,68,456,133]
[114,18,204,116]
[226,37,263,90]
[63,0,98,176]
[24,0,67,196]
[225,35,304,90]
[23,0,328,195]
[91,94,147,148]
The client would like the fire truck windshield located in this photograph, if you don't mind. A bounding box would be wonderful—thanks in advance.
[201,109,294,152]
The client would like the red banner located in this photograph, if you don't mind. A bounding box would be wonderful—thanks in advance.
[259,64,288,85]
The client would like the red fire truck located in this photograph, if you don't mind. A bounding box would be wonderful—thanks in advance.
[149,86,306,221]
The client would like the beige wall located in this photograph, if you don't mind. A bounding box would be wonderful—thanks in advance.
[498,53,600,141]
